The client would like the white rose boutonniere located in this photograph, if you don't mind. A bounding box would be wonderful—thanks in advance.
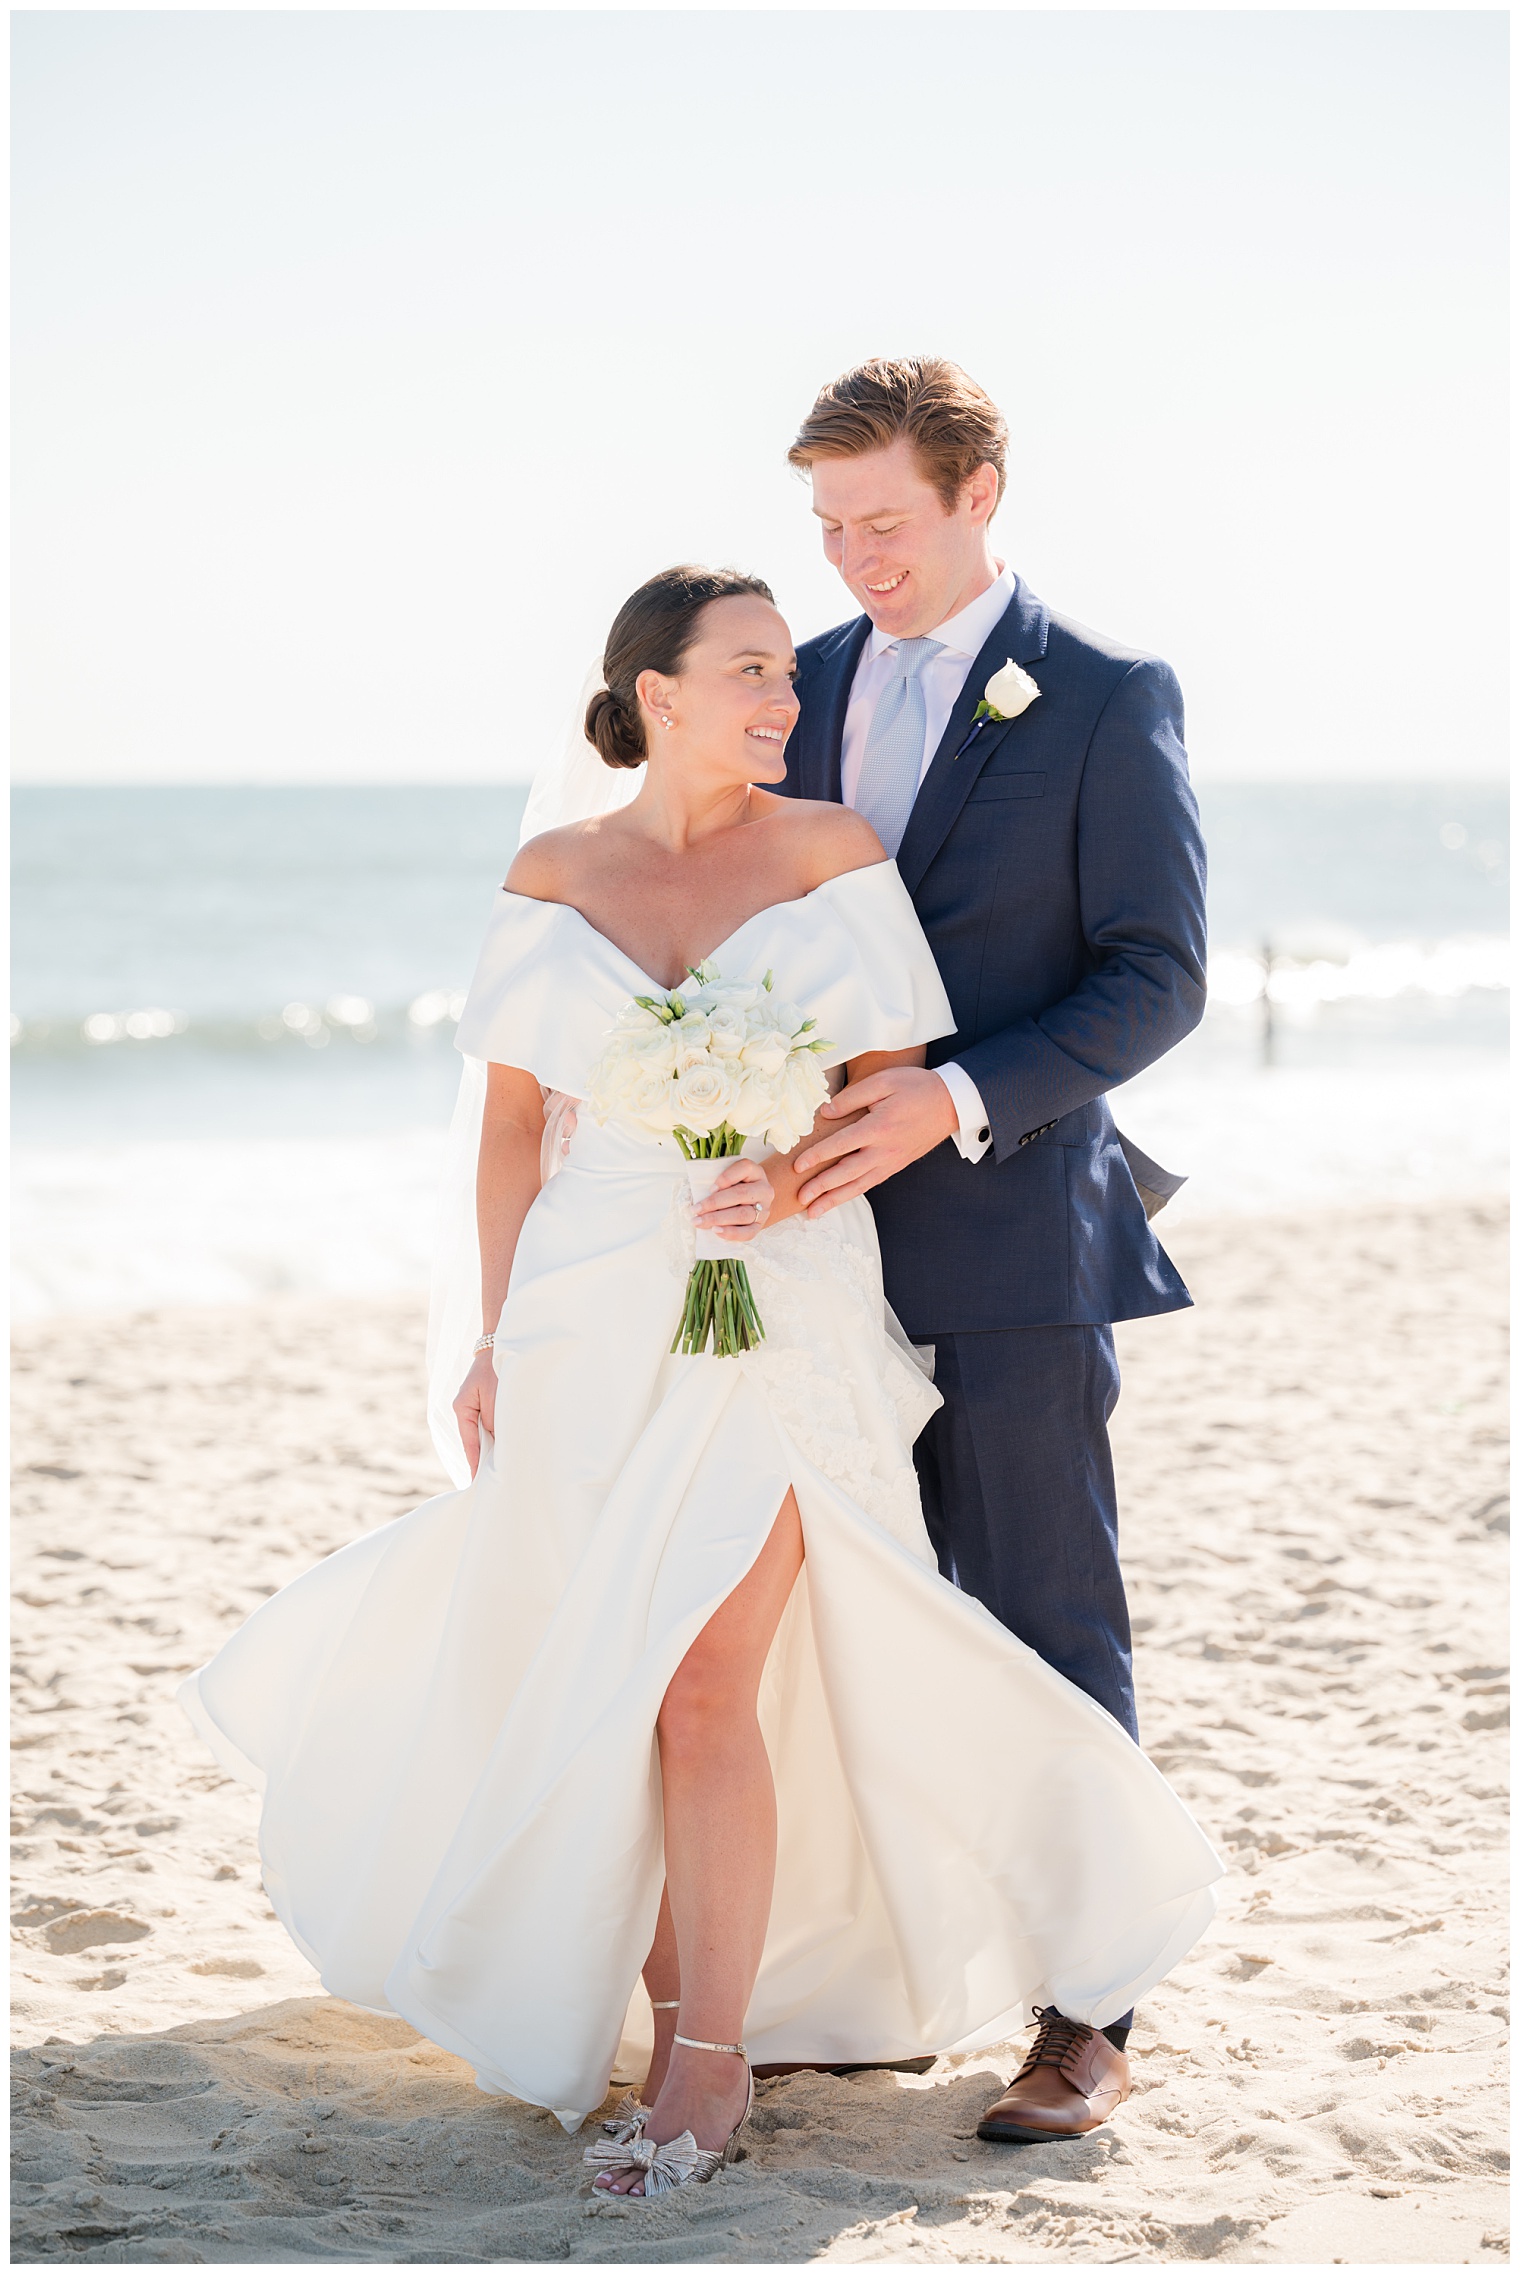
[975,658,1042,725]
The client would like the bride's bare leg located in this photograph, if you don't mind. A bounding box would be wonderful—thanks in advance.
[595,1489,804,2194]
[639,1885,679,2103]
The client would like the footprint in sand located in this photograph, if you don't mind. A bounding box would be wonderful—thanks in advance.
[42,1909,152,1955]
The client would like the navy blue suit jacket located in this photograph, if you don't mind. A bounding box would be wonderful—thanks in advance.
[784,578,1207,1337]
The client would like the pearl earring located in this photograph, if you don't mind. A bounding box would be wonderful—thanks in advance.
[661,715,673,730]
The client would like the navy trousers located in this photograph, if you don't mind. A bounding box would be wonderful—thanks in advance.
[912,1324,1138,1742]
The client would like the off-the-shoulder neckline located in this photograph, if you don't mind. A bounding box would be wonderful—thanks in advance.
[496,859,893,994]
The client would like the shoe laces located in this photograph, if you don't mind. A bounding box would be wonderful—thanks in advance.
[1014,2004,1094,2083]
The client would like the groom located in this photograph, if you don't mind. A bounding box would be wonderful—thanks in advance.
[782,357,1207,2143]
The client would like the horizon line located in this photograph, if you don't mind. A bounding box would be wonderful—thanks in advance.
[9,775,1512,794]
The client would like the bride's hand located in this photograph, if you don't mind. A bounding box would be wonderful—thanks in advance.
[453,1349,499,1479]
[692,1158,774,1244]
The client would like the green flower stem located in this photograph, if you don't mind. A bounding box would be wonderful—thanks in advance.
[669,1120,768,1357]
[669,1258,766,1358]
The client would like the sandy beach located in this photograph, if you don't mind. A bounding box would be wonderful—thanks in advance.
[11,1197,1508,2264]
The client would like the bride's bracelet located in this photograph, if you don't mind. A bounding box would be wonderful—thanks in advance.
[473,1334,496,1355]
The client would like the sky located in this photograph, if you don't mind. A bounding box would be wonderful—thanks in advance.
[11,9,1509,786]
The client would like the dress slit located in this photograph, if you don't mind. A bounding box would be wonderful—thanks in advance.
[658,1481,807,1718]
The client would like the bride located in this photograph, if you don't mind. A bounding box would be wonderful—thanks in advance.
[182,564,1220,2200]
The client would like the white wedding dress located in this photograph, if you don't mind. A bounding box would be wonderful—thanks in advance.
[182,860,1221,2129]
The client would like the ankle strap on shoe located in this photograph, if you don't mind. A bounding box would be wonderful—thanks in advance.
[673,2031,748,2058]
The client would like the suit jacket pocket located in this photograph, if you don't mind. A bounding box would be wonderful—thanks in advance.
[967,772,1046,801]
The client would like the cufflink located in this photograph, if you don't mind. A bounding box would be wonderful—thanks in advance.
[977,1127,990,1145]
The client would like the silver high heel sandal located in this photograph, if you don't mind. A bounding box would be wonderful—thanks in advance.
[600,2001,679,2142]
[584,2030,754,2198]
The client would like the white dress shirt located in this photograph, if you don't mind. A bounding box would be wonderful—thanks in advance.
[841,563,1017,1163]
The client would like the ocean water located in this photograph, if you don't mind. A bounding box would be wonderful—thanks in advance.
[12,783,1509,1316]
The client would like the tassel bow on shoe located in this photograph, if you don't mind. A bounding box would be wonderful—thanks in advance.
[599,2091,652,2143]
[583,2124,720,2196]
[584,2028,752,2197]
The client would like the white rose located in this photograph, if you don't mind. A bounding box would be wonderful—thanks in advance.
[983,658,1041,720]
[628,1070,679,1134]
[700,978,763,1010]
[626,1025,679,1077]
[672,1061,735,1134]
[738,1030,788,1077]
[614,1002,668,1034]
[747,998,806,1047]
[587,1020,683,1119]
[766,1054,828,1149]
[587,1045,638,1117]
[727,1067,782,1137]
[669,1012,713,1068]
[706,1003,749,1058]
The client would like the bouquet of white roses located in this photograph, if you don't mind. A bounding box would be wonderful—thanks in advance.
[586,960,832,1357]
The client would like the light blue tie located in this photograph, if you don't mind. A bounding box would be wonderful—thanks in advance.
[854,637,944,857]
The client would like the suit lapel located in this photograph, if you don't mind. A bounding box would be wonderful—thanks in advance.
[896,580,1050,896]
[800,616,871,801]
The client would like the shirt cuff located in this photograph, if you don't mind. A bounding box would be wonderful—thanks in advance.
[936,1061,993,1163]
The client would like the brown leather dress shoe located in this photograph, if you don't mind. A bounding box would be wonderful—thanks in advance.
[976,2006,1132,2143]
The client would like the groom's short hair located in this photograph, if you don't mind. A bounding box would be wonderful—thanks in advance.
[788,358,1007,512]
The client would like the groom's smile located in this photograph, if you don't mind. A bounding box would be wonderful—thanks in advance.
[806,435,1003,641]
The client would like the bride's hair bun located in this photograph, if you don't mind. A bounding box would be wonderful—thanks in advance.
[589,564,776,771]
[584,686,644,772]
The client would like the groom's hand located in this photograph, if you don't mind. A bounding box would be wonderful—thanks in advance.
[793,1068,959,1215]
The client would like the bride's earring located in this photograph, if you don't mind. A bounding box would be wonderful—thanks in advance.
[660,715,674,731]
